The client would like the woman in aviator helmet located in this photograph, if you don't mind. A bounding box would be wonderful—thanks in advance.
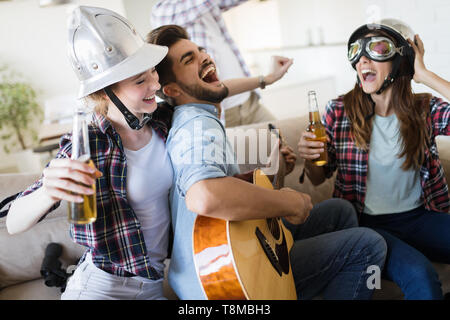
[297,18,450,299]
[6,6,173,299]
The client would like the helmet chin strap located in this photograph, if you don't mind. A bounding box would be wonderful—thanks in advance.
[104,87,152,130]
[375,55,401,95]
[375,75,394,95]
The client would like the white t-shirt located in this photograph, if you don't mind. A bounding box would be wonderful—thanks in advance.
[364,113,422,215]
[201,11,250,116]
[124,128,173,272]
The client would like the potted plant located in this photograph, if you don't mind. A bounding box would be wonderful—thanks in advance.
[0,65,43,172]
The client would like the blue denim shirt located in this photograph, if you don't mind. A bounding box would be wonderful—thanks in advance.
[166,103,240,299]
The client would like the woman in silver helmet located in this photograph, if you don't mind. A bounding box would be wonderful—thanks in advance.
[297,19,450,299]
[6,6,172,300]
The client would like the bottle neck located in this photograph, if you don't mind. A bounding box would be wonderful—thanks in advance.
[72,108,91,160]
[308,92,321,124]
[308,101,319,113]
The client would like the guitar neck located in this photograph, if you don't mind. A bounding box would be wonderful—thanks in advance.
[268,123,286,190]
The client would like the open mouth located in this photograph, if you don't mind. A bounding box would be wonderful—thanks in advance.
[143,94,156,104]
[361,69,377,82]
[200,64,219,84]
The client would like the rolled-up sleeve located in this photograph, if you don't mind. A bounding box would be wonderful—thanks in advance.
[167,115,230,198]
[176,164,226,198]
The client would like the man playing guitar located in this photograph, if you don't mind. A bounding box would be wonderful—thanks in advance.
[147,25,387,300]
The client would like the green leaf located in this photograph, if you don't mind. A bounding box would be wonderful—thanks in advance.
[0,66,43,150]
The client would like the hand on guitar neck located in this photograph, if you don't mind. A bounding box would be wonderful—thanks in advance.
[266,123,297,185]
[233,124,296,185]
[280,145,296,176]
[265,123,311,225]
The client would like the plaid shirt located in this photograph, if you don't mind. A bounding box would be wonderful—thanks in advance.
[17,108,172,280]
[323,95,450,215]
[151,0,251,78]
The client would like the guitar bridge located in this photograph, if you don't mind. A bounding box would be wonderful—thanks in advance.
[255,227,283,276]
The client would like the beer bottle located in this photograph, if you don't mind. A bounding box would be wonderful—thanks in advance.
[306,90,328,166]
[68,106,97,224]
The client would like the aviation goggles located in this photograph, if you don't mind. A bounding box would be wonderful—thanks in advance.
[348,36,405,66]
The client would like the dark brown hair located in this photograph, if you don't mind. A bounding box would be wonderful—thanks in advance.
[344,30,431,170]
[146,25,190,105]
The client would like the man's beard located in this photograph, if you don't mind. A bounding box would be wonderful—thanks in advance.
[178,82,229,104]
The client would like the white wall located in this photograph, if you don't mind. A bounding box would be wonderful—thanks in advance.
[1,0,448,120]
[0,0,126,103]
[223,0,366,118]
[0,0,127,171]
[224,0,450,118]
[0,0,449,172]
[122,0,159,37]
[364,0,450,97]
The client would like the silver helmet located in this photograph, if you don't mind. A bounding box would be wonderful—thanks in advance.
[67,6,168,98]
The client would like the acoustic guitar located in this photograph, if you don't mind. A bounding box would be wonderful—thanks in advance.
[192,125,297,300]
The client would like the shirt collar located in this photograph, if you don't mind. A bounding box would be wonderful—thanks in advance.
[174,103,219,117]
[92,112,112,134]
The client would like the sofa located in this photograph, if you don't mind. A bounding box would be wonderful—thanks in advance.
[0,114,449,300]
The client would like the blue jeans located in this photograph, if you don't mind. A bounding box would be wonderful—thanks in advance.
[360,206,450,300]
[283,198,387,300]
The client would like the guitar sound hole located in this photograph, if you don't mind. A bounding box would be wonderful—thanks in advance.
[266,218,280,240]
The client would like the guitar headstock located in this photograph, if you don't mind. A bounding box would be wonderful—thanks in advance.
[267,123,286,189]
[268,123,287,147]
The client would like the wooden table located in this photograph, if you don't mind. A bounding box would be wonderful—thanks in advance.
[38,122,73,143]
[33,122,73,155]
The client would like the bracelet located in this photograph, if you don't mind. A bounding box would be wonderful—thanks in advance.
[258,75,266,89]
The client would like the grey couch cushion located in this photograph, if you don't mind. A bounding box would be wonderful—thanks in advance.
[0,173,86,289]
[0,259,178,300]
[0,278,61,300]
[0,213,85,288]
